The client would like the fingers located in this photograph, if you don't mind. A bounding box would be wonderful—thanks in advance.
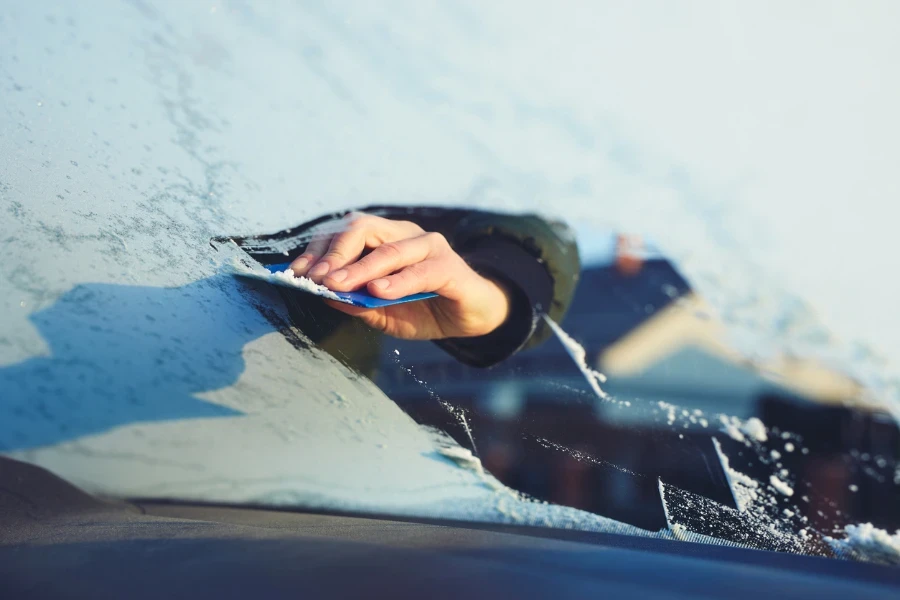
[290,234,331,276]
[323,232,447,292]
[306,230,367,282]
[308,214,382,281]
[293,214,360,280]
[305,214,424,283]
[366,256,456,300]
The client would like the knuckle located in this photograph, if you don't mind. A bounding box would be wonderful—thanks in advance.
[405,262,429,280]
[378,241,404,259]
[349,254,376,274]
[425,231,449,249]
[345,216,365,229]
[328,231,352,247]
[363,312,388,332]
[348,213,376,227]
[396,220,424,234]
[322,249,347,262]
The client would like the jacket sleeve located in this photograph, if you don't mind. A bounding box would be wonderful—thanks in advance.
[435,212,581,368]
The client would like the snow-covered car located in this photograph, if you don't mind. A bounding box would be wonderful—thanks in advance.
[2,2,899,598]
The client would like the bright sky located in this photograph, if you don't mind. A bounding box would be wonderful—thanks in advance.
[358,0,900,387]
[455,1,900,365]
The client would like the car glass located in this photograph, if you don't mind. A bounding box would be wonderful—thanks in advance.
[223,211,899,562]
[1,2,898,568]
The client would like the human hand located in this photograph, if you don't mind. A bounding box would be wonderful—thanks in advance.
[289,213,511,340]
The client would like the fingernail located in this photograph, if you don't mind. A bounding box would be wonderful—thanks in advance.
[328,269,348,283]
[309,262,329,278]
[291,257,309,272]
[371,278,390,290]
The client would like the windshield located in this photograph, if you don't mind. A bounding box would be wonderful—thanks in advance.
[2,1,898,567]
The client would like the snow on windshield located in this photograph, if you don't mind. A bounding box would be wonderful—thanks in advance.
[1,1,899,566]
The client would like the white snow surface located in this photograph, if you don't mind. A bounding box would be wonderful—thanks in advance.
[544,315,609,399]
[719,415,769,444]
[436,445,490,481]
[827,523,900,566]
[740,418,769,443]
[227,258,344,302]
[718,415,746,444]
[659,402,678,427]
[769,475,794,497]
[713,438,759,512]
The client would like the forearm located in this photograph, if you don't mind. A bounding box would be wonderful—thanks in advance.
[434,214,581,367]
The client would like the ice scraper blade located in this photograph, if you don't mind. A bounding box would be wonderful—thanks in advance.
[261,262,438,308]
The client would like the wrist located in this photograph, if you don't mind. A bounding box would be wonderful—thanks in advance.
[477,274,513,336]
